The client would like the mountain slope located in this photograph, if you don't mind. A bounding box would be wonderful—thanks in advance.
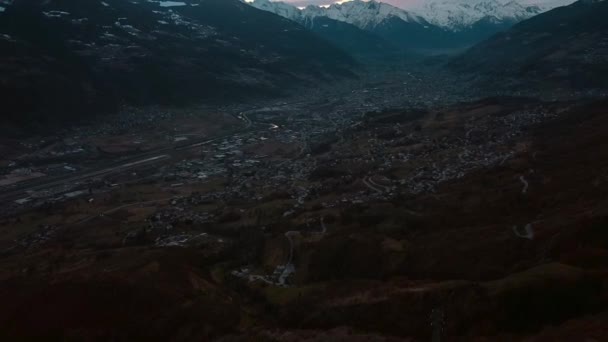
[304,16,398,57]
[250,0,456,51]
[0,0,355,130]
[453,0,608,89]
[248,0,562,52]
[249,0,397,57]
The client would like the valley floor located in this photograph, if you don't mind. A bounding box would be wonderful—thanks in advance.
[0,71,607,340]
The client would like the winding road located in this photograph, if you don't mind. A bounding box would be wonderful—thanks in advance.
[363,176,390,194]
[320,216,328,235]
[284,230,298,265]
[519,175,529,194]
[238,216,330,287]
[512,223,534,240]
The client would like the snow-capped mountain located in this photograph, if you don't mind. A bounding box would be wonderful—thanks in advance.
[248,0,401,56]
[249,0,427,30]
[302,0,427,29]
[411,0,573,31]
[533,0,580,11]
[248,0,444,51]
[454,0,608,89]
[247,0,302,21]
[249,0,575,32]
[247,0,577,51]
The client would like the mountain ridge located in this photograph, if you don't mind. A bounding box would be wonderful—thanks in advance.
[0,0,356,130]
[411,0,548,31]
[247,0,572,51]
[248,0,573,32]
[453,0,608,90]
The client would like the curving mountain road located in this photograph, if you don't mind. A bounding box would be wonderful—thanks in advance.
[363,177,383,194]
[320,216,328,235]
[363,176,390,194]
[519,175,529,194]
[512,223,534,240]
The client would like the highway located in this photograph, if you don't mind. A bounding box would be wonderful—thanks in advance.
[0,112,266,205]
[0,153,172,204]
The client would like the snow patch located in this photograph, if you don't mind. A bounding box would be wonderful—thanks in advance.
[43,10,70,18]
[154,1,187,7]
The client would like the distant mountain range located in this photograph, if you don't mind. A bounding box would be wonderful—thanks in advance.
[248,0,397,57]
[453,0,608,90]
[247,0,574,51]
[0,0,600,133]
[0,0,355,130]
[412,0,549,31]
